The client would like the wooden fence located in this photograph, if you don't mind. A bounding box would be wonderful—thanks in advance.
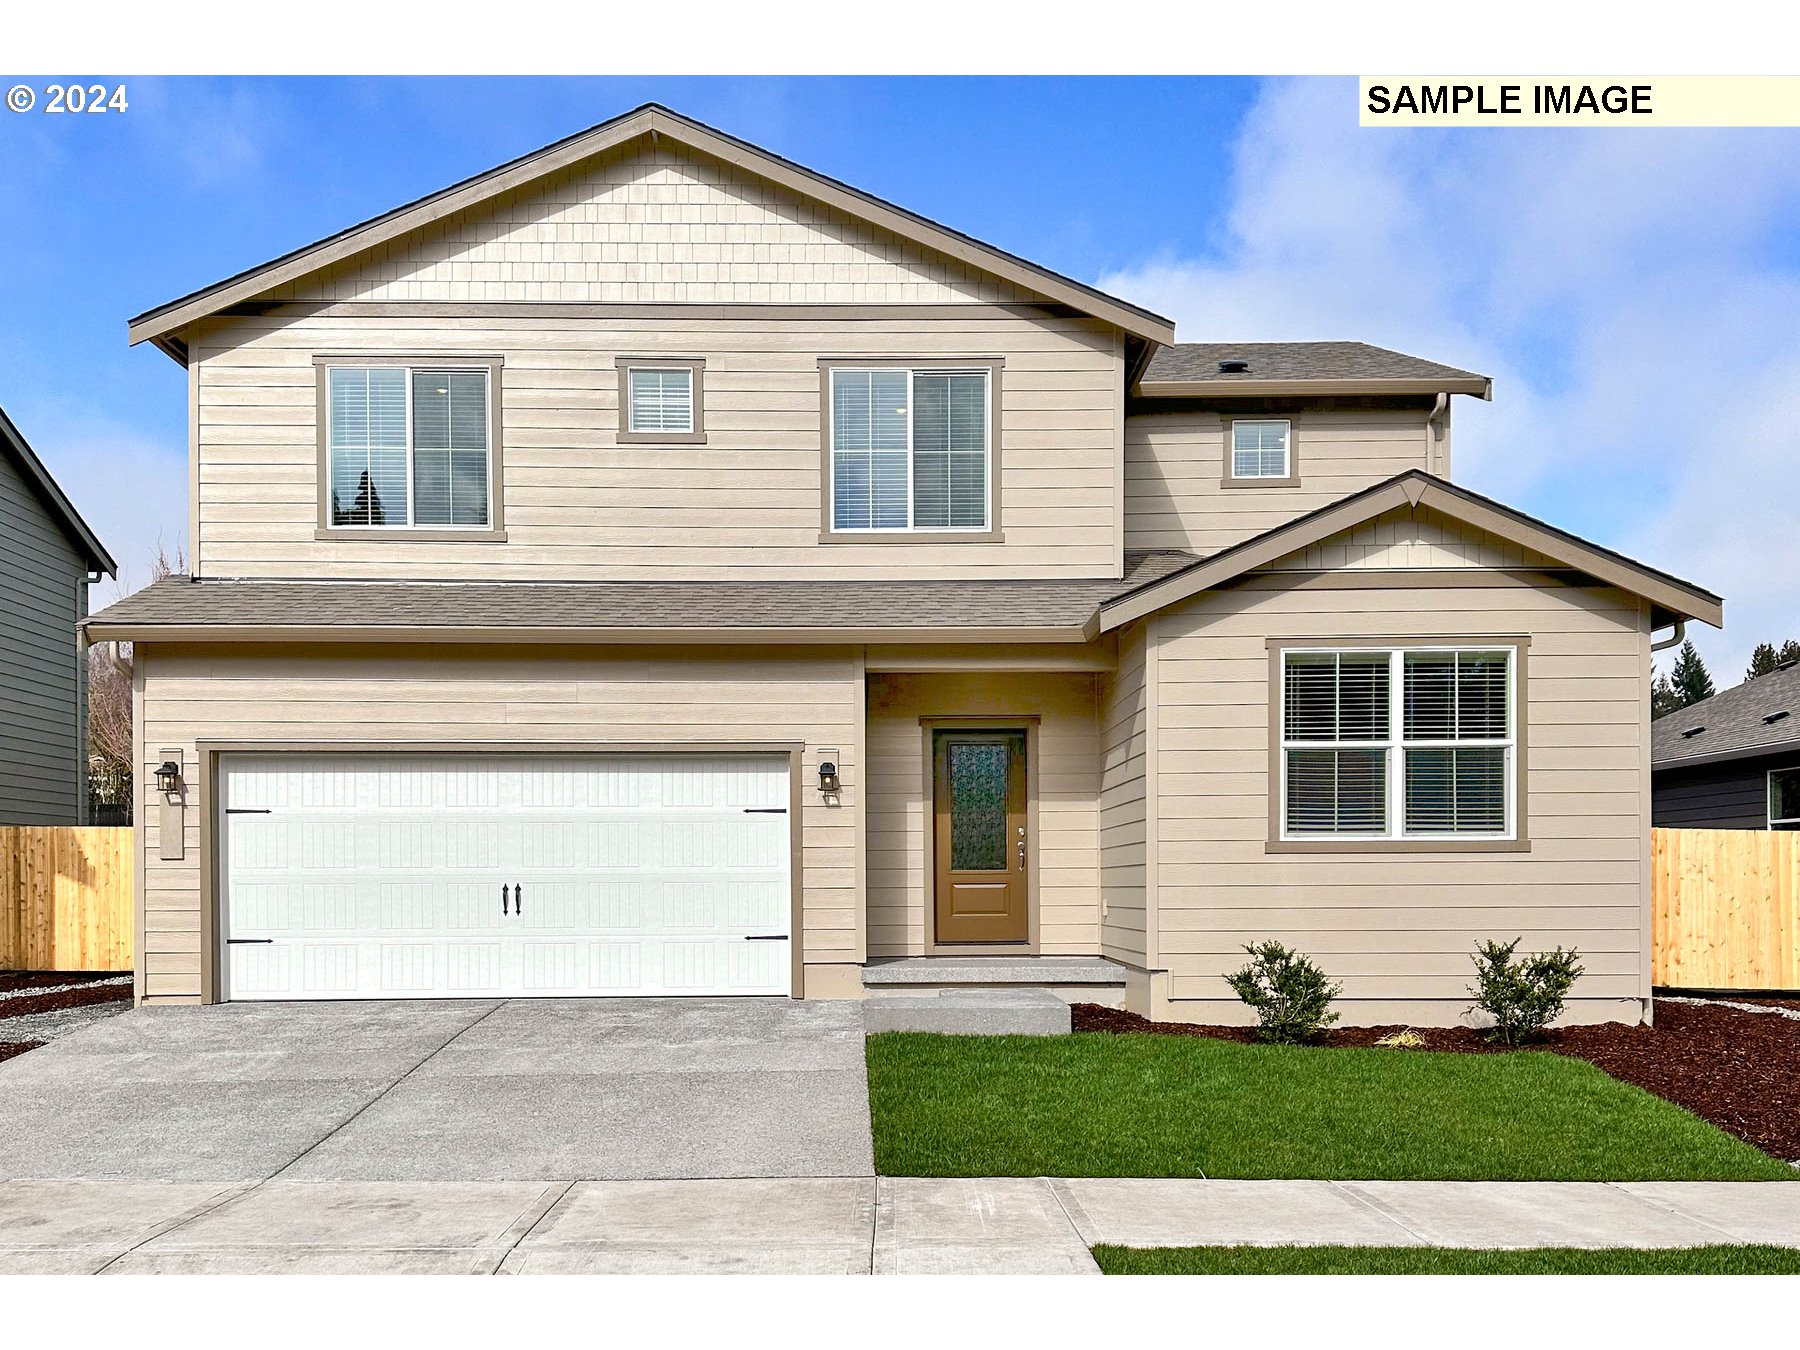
[0,827,134,971]
[1653,827,1800,991]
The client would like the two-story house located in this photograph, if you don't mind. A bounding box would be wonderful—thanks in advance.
[89,104,1721,1025]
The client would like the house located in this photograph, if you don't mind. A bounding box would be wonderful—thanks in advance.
[1,406,117,825]
[88,104,1723,1025]
[1653,661,1800,830]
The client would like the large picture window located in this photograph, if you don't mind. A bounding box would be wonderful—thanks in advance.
[828,366,991,532]
[325,364,493,528]
[1280,646,1517,841]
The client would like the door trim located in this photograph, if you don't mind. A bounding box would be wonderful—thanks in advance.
[199,739,805,1003]
[919,717,1039,953]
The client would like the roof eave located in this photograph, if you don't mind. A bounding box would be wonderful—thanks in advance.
[1134,375,1493,400]
[0,406,118,576]
[1096,470,1722,634]
[80,620,1098,646]
[128,104,1176,356]
[1653,735,1800,773]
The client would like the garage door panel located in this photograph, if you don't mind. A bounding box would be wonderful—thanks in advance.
[222,753,793,1000]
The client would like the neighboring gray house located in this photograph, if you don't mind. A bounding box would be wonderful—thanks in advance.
[0,407,117,824]
[1654,660,1800,830]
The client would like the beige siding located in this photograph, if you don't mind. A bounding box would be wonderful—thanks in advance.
[1266,505,1558,572]
[136,642,861,1002]
[1151,569,1651,1026]
[864,671,1101,957]
[1124,406,1437,555]
[268,141,1030,307]
[192,309,1123,581]
[1098,622,1149,967]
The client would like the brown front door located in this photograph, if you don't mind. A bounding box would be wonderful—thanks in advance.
[932,730,1028,944]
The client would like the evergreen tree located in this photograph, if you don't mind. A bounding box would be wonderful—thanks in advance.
[1781,639,1800,666]
[1651,670,1681,720]
[1747,642,1780,680]
[1670,639,1716,708]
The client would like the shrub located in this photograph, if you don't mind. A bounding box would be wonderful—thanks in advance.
[1468,938,1584,1046]
[1226,941,1342,1044]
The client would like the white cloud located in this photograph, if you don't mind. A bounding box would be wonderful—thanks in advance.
[1099,77,1800,685]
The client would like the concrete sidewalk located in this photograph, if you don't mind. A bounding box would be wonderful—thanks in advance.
[4,1177,1800,1274]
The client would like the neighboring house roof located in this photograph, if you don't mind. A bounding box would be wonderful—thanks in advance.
[0,405,117,576]
[81,551,1201,645]
[1098,470,1721,634]
[128,103,1176,362]
[1653,661,1800,770]
[1136,342,1492,399]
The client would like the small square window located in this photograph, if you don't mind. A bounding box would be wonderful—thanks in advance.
[616,358,705,444]
[1230,419,1293,481]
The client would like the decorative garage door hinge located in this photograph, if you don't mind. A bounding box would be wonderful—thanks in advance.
[742,807,787,814]
[225,808,272,814]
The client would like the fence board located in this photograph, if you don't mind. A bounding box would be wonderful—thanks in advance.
[0,827,135,971]
[1653,827,1800,991]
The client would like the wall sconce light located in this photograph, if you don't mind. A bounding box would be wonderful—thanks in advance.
[818,760,840,793]
[155,760,182,794]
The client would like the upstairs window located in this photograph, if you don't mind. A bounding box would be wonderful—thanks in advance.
[828,366,992,533]
[326,365,492,528]
[1280,646,1516,841]
[617,358,705,443]
[1229,418,1292,481]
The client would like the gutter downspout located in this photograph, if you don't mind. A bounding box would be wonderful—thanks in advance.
[1651,619,1686,653]
[1425,392,1449,475]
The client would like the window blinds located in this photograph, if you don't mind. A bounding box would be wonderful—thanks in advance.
[628,367,693,434]
[831,368,988,531]
[831,369,911,531]
[411,370,489,527]
[328,367,409,526]
[1232,420,1290,478]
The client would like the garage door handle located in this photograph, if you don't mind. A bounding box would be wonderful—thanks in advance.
[501,884,510,916]
[227,938,273,945]
[744,934,788,941]
[514,883,523,915]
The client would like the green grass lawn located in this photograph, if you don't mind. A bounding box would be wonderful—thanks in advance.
[1093,1244,1800,1275]
[865,1031,1793,1180]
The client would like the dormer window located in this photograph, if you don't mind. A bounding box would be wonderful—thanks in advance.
[617,357,706,445]
[1227,418,1295,485]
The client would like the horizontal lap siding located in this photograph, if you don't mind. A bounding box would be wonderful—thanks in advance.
[864,671,1100,956]
[136,642,859,1001]
[1153,572,1651,1014]
[1124,409,1433,555]
[0,451,86,824]
[1652,757,1791,830]
[1098,623,1148,966]
[194,311,1122,580]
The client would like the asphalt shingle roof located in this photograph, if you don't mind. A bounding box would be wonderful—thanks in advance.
[84,551,1201,635]
[1654,661,1800,768]
[1141,341,1487,388]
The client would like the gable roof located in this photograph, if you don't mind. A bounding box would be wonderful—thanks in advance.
[81,551,1199,645]
[128,103,1176,362]
[1096,470,1720,634]
[0,405,116,576]
[1137,341,1491,399]
[1653,661,1800,770]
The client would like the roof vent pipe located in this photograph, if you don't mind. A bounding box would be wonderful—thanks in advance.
[1217,358,1250,374]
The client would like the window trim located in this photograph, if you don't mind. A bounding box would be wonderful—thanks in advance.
[312,354,506,541]
[1770,766,1800,829]
[1222,416,1301,489]
[1265,636,1531,853]
[615,356,706,445]
[816,356,1005,544]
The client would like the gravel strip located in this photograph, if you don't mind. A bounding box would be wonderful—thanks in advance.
[0,976,131,1004]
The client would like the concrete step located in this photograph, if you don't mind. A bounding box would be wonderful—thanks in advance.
[861,956,1127,987]
[864,989,1072,1036]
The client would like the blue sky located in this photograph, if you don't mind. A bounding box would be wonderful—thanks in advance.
[4,75,1798,680]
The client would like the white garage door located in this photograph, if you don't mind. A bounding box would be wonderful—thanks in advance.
[220,753,793,1000]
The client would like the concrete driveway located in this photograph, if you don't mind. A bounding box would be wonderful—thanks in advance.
[0,998,874,1182]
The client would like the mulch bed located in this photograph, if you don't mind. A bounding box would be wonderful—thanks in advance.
[0,1041,43,1063]
[1073,999,1800,1164]
[0,972,132,1022]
